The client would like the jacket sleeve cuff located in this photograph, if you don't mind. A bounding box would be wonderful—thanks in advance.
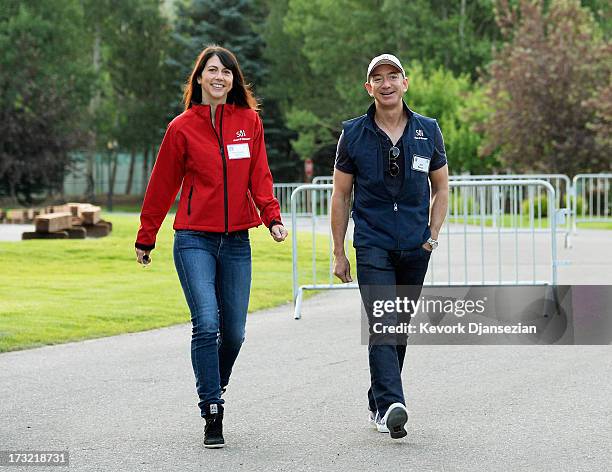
[268,219,283,231]
[135,241,155,251]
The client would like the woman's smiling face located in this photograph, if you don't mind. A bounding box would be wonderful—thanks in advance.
[197,54,233,105]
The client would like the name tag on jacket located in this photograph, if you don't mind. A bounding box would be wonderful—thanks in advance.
[412,154,430,173]
[227,143,251,159]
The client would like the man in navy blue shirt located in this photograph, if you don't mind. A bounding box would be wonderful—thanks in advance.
[331,54,449,440]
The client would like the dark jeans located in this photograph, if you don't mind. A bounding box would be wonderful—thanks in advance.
[173,229,251,417]
[356,245,431,417]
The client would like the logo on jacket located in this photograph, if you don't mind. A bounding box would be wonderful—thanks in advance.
[234,129,250,142]
[415,129,427,140]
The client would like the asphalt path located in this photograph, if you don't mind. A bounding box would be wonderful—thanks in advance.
[1,288,611,471]
[1,222,611,470]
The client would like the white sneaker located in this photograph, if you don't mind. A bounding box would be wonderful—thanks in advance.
[374,411,389,433]
[377,403,408,439]
[368,410,377,427]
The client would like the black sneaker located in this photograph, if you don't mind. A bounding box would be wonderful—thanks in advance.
[204,403,224,448]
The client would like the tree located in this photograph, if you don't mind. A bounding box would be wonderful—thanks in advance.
[172,0,265,90]
[172,0,296,180]
[405,63,495,173]
[381,0,500,79]
[274,0,498,175]
[480,0,611,175]
[282,0,388,172]
[103,0,176,196]
[0,1,93,203]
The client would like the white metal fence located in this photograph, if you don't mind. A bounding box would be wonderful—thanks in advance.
[291,180,560,319]
[310,173,572,246]
[572,173,612,233]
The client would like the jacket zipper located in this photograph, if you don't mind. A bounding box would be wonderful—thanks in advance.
[209,105,228,234]
[187,185,194,215]
[394,202,400,249]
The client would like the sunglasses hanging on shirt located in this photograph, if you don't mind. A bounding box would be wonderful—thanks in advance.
[388,146,400,177]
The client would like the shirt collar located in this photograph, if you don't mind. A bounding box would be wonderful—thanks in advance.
[366,100,413,131]
[366,101,413,133]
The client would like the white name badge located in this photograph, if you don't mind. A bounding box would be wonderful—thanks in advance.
[412,154,430,173]
[227,143,251,160]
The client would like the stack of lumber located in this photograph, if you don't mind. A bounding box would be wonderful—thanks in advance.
[19,202,112,240]
[22,212,75,239]
[3,208,44,224]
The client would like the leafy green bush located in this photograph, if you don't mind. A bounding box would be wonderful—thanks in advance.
[448,192,476,215]
[521,195,583,218]
[521,195,548,217]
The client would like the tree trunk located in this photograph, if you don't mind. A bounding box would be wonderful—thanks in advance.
[86,26,102,201]
[459,0,466,53]
[8,179,17,206]
[126,148,136,195]
[85,150,95,201]
[107,152,118,212]
[141,147,150,195]
[110,153,118,194]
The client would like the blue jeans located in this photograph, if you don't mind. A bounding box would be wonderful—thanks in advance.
[173,229,252,417]
[356,245,431,417]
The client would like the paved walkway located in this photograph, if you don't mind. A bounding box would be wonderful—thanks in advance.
[1,224,611,470]
[1,288,610,471]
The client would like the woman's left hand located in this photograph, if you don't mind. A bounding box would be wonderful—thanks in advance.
[270,224,288,242]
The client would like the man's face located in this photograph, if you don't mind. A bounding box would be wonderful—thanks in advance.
[364,64,408,107]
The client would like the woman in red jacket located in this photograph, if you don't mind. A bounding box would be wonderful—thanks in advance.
[134,45,288,449]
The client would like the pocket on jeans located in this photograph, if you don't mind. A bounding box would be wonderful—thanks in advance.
[419,246,432,257]
[235,230,249,242]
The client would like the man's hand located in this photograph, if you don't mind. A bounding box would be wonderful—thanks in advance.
[333,253,353,283]
[270,224,288,242]
[421,242,433,252]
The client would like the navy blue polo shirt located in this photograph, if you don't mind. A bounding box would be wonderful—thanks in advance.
[334,102,447,250]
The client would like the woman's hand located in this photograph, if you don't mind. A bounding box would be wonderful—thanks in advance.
[135,248,152,265]
[270,224,288,242]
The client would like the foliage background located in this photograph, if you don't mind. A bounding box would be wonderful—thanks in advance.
[0,0,610,203]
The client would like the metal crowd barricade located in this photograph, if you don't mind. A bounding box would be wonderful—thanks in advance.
[291,184,357,319]
[427,180,559,289]
[291,180,559,319]
[312,173,572,246]
[312,176,334,185]
[449,174,571,247]
[571,173,612,233]
[274,183,311,216]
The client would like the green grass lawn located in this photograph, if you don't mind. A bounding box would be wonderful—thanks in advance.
[0,214,353,352]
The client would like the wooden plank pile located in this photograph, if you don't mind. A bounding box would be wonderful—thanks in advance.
[13,203,113,240]
[2,208,44,224]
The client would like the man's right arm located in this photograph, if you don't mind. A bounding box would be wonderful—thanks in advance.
[331,168,354,283]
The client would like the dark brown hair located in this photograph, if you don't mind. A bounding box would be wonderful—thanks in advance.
[183,45,259,111]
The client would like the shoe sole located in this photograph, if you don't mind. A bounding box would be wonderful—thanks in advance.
[204,442,225,449]
[386,407,408,439]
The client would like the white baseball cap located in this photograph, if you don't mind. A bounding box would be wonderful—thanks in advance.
[366,54,405,80]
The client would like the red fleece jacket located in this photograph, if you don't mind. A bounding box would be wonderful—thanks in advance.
[135,103,282,250]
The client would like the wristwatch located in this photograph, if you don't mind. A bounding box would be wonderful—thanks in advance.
[426,237,438,250]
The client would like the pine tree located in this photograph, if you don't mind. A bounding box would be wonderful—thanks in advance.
[171,0,295,179]
[172,0,265,93]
